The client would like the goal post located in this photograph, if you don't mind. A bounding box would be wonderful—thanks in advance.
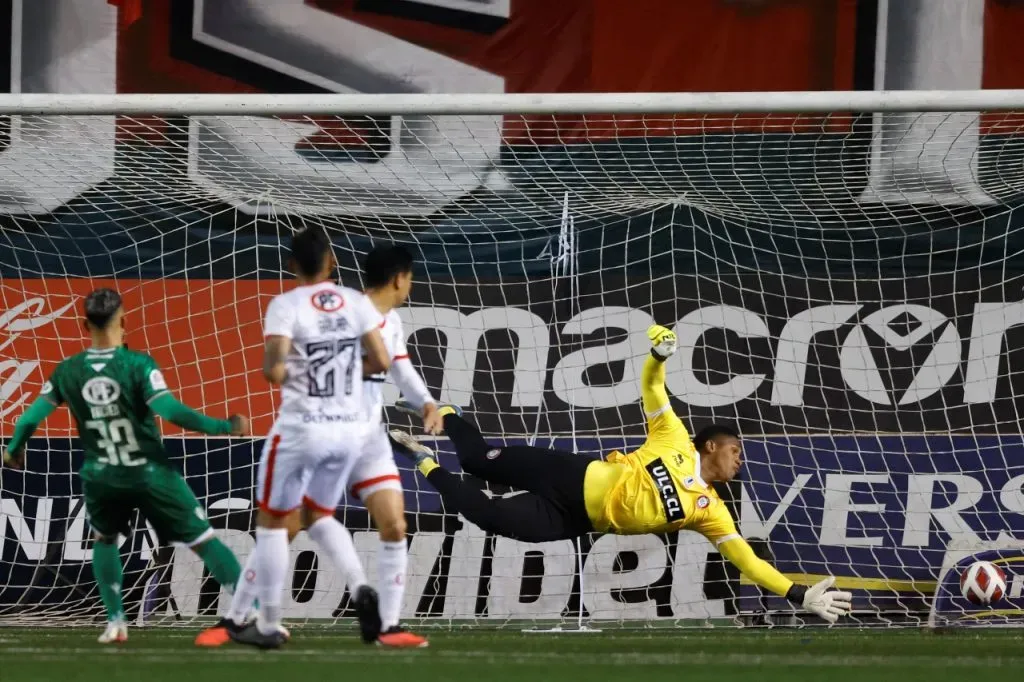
[1,90,1024,629]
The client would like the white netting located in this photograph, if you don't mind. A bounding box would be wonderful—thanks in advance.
[2,94,1024,629]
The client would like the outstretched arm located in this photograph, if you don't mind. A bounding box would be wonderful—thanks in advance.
[392,358,433,411]
[641,346,673,417]
[149,393,248,436]
[641,325,688,439]
[392,357,442,434]
[718,537,852,623]
[139,358,249,436]
[717,536,794,597]
[3,397,57,467]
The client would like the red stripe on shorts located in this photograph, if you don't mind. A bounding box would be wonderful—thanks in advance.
[302,496,336,515]
[351,474,401,495]
[392,354,409,361]
[258,502,295,517]
[261,434,282,510]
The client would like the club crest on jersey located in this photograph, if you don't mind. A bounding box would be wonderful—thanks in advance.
[81,376,120,406]
[486,448,502,460]
[697,496,710,509]
[645,460,684,522]
[310,289,344,313]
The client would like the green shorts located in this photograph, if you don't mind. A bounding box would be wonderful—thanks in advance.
[80,463,211,546]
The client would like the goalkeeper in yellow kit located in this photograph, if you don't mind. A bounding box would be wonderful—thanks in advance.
[390,325,853,623]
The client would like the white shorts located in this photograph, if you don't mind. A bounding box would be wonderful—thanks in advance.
[348,424,402,502]
[257,418,373,517]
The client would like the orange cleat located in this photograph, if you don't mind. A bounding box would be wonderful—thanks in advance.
[377,626,429,648]
[195,618,243,647]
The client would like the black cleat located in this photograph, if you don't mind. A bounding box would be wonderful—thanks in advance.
[352,585,383,644]
[388,429,435,466]
[395,399,462,419]
[228,621,287,650]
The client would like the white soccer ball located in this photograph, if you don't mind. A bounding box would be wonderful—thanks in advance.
[960,561,1007,605]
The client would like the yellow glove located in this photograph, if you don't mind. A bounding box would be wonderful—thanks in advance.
[647,324,677,359]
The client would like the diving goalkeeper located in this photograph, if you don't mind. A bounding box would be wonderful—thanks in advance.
[389,325,853,623]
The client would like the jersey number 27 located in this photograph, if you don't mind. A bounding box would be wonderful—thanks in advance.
[306,339,358,397]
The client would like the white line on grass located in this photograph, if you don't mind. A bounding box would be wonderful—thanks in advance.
[3,647,1024,668]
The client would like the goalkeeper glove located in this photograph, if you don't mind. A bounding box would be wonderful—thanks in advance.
[647,324,677,359]
[786,577,852,624]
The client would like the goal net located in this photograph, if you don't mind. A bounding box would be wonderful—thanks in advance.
[2,92,1024,629]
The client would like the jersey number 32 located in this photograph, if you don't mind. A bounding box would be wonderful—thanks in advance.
[85,418,145,467]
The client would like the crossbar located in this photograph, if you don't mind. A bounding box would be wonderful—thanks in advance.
[0,90,1022,116]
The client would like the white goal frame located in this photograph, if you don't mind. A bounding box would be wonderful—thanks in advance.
[0,89,1022,115]
[3,88,1024,631]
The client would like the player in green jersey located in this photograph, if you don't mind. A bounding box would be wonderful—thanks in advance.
[2,288,249,645]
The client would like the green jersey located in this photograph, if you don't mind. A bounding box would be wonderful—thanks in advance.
[43,346,172,474]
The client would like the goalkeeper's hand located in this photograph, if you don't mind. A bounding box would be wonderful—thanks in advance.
[793,577,852,624]
[647,324,677,359]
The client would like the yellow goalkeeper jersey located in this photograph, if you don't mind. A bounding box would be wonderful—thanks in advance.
[582,406,739,543]
[577,349,795,599]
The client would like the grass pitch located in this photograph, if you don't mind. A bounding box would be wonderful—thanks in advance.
[2,626,1024,682]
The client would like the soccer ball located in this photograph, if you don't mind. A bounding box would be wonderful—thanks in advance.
[960,561,1007,605]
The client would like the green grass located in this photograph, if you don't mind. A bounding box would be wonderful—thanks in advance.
[3,627,1024,682]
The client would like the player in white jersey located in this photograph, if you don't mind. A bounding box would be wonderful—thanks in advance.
[348,245,444,648]
[228,226,391,650]
[215,245,445,649]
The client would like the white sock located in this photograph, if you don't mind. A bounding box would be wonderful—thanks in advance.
[225,551,258,625]
[307,516,367,590]
[377,539,407,630]
[254,527,289,636]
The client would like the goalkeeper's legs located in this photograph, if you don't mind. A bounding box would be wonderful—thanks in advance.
[442,412,595,512]
[424,467,592,542]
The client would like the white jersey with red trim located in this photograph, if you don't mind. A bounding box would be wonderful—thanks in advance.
[363,308,408,423]
[263,282,383,421]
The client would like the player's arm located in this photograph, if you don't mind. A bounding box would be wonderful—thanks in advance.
[3,397,57,469]
[362,329,390,376]
[263,336,291,385]
[391,358,433,410]
[262,294,295,386]
[389,323,441,433]
[634,324,688,445]
[3,372,63,469]
[149,394,247,436]
[354,293,390,376]
[717,536,853,623]
[642,325,676,415]
[141,360,249,436]
[605,325,684,462]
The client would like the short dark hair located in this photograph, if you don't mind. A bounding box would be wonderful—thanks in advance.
[363,244,414,289]
[693,424,740,453]
[290,226,333,278]
[83,288,123,329]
